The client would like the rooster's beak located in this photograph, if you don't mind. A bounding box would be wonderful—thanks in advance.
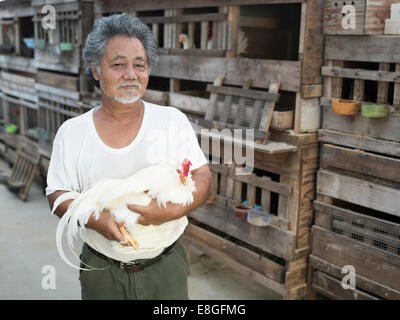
[179,175,187,185]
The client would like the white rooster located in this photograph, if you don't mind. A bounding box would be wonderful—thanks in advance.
[53,159,196,270]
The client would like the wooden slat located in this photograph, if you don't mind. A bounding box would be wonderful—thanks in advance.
[331,61,344,98]
[189,204,296,260]
[300,0,324,86]
[220,94,233,123]
[325,35,400,63]
[153,55,300,92]
[36,70,79,92]
[258,80,280,132]
[250,99,263,128]
[139,13,227,24]
[200,21,208,50]
[183,224,287,296]
[310,255,400,300]
[311,225,400,291]
[312,271,378,300]
[246,184,256,207]
[167,48,226,57]
[207,84,280,102]
[353,79,365,101]
[394,63,400,106]
[377,62,390,103]
[261,177,271,212]
[321,65,400,83]
[321,100,400,142]
[205,75,225,121]
[235,77,252,126]
[296,151,318,248]
[226,6,239,58]
[184,222,286,283]
[320,143,400,184]
[187,22,195,49]
[317,169,400,217]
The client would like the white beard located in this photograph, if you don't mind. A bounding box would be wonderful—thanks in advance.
[114,89,141,104]
[99,76,142,104]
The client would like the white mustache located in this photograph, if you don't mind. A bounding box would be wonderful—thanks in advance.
[117,82,141,89]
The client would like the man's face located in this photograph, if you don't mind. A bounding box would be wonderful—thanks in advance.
[93,35,149,104]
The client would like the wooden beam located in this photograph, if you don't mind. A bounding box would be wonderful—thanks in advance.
[207,84,280,102]
[99,0,305,14]
[189,204,296,260]
[320,143,400,184]
[318,129,400,158]
[310,255,400,300]
[311,225,400,291]
[317,169,400,217]
[321,66,400,83]
[152,55,300,92]
[325,35,400,63]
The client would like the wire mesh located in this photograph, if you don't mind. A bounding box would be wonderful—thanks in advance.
[317,202,400,264]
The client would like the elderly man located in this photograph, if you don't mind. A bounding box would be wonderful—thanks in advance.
[46,14,212,300]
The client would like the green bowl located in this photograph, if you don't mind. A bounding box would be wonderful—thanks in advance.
[5,124,17,133]
[361,103,390,118]
[59,42,74,51]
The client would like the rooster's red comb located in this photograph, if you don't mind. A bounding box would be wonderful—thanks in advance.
[181,158,192,177]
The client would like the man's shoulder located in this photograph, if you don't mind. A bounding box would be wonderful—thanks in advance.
[144,101,184,115]
[54,109,92,143]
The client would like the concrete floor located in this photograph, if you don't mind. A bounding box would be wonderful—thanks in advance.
[0,158,281,300]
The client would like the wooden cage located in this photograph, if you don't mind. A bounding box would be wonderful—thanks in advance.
[36,85,83,158]
[185,131,318,299]
[96,0,325,133]
[308,143,400,299]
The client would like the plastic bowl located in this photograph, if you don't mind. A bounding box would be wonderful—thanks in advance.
[247,209,272,227]
[233,203,251,219]
[59,42,74,51]
[332,98,361,116]
[23,38,35,49]
[361,103,390,118]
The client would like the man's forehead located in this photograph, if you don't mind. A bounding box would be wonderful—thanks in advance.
[110,54,146,61]
[104,36,147,61]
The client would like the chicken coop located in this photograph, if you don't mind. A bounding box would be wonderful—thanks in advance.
[0,0,399,300]
[307,1,400,300]
[0,0,36,162]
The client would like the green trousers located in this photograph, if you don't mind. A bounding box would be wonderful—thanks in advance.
[79,239,189,300]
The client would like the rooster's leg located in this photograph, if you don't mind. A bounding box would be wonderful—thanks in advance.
[118,225,139,249]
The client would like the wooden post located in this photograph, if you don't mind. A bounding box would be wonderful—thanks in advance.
[394,63,400,107]
[226,6,239,58]
[377,63,390,104]
[14,17,21,56]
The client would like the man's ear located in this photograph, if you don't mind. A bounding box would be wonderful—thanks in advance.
[91,64,100,81]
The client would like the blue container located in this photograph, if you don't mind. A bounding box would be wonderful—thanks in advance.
[23,38,35,49]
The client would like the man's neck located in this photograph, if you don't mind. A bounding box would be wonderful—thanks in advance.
[97,96,144,124]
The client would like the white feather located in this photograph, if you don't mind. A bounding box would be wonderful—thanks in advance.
[55,161,196,270]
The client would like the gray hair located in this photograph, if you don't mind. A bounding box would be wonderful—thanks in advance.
[82,14,159,88]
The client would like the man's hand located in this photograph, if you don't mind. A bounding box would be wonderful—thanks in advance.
[85,209,130,245]
[128,164,213,226]
[127,200,184,226]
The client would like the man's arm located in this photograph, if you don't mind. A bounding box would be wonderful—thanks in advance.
[129,164,213,225]
[47,191,125,243]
